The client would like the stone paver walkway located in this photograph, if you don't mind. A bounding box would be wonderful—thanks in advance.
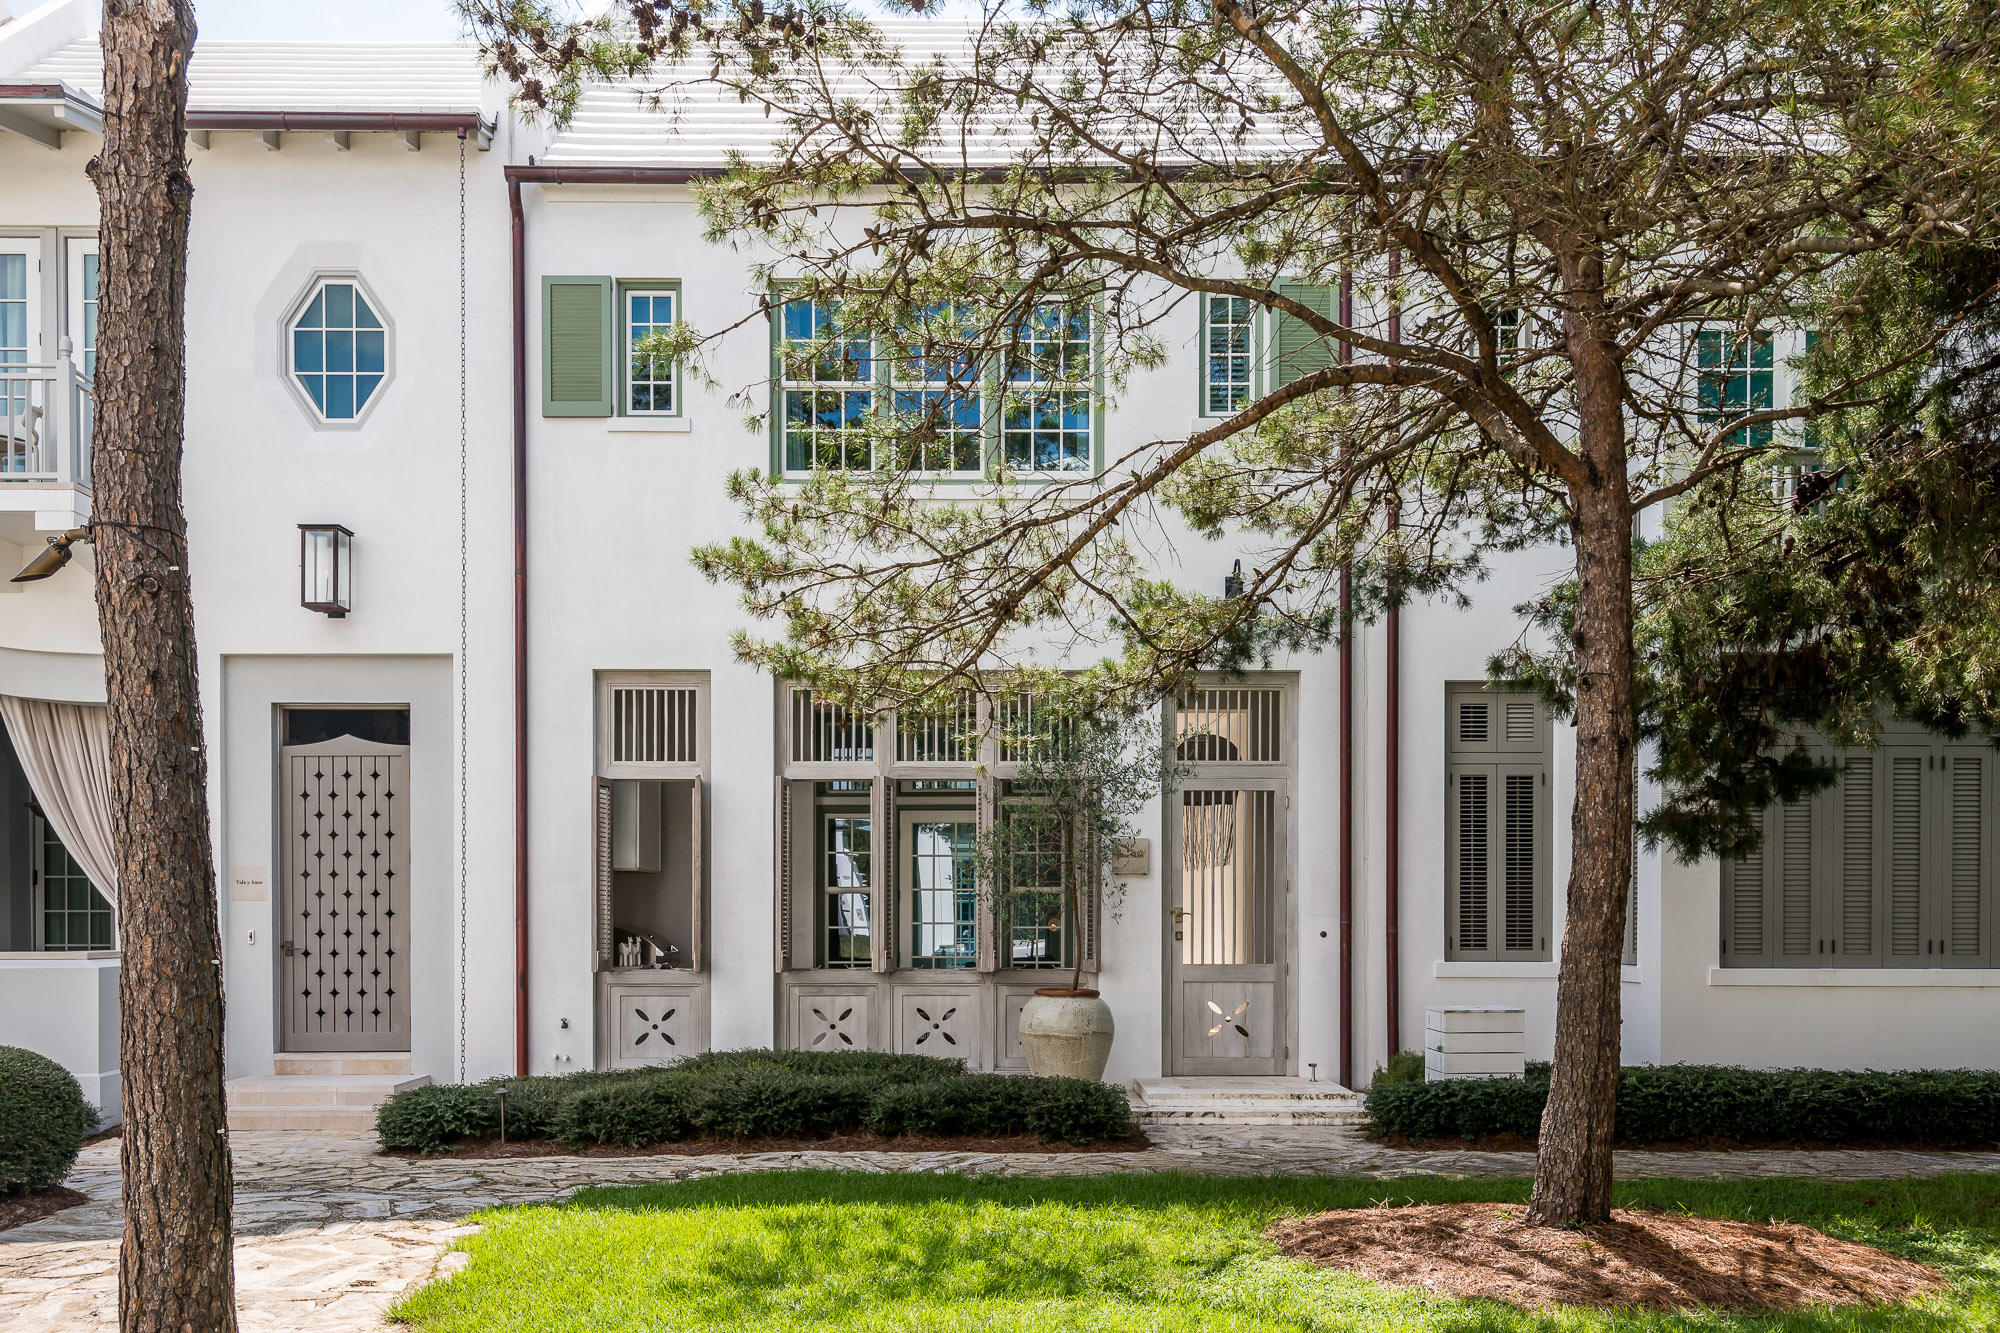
[6,1128,1999,1331]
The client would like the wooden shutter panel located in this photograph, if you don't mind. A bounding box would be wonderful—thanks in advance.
[1886,753,1925,961]
[1499,768,1540,958]
[1273,281,1337,386]
[870,779,894,972]
[1449,766,1492,958]
[975,775,998,972]
[1778,800,1815,959]
[774,775,793,971]
[1833,755,1877,962]
[593,776,614,971]
[1940,751,1990,966]
[543,275,613,416]
[1723,806,1769,963]
[1077,813,1102,973]
[688,778,705,973]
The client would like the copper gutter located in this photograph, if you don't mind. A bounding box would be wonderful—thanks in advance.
[1337,270,1355,1089]
[1384,252,1404,1062]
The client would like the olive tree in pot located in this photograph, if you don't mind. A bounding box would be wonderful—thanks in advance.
[977,696,1183,1081]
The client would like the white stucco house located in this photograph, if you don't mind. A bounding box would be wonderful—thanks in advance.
[0,0,1992,1130]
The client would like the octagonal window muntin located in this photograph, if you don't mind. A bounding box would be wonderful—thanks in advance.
[289,276,390,426]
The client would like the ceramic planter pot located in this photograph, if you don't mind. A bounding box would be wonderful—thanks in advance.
[1018,988,1115,1081]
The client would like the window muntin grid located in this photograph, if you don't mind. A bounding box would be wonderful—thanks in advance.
[1005,817,1070,968]
[39,820,112,951]
[0,251,27,432]
[625,289,676,414]
[1003,303,1092,473]
[1697,328,1773,448]
[1204,295,1253,414]
[892,304,983,474]
[821,810,872,967]
[78,250,98,377]
[292,280,386,422]
[909,819,977,968]
[781,297,874,472]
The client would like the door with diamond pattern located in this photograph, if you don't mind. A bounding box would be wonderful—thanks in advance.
[1167,778,1288,1074]
[281,736,411,1051]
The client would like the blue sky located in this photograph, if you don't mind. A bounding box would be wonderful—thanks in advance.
[193,0,476,41]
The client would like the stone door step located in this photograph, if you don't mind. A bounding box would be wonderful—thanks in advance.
[225,1072,430,1133]
[1129,1076,1367,1126]
[272,1052,414,1077]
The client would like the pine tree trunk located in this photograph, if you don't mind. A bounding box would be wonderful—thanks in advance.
[1527,268,1636,1227]
[89,3,238,1328]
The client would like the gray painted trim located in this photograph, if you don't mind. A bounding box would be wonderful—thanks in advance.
[0,646,105,703]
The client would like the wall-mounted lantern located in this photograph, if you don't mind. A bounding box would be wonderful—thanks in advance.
[1223,558,1244,599]
[298,523,353,617]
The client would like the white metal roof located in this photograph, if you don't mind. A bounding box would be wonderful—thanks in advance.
[15,37,492,115]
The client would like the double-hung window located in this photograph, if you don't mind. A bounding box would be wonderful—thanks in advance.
[36,817,113,951]
[0,240,34,453]
[1696,328,1773,447]
[891,305,983,475]
[1202,294,1254,415]
[780,296,874,472]
[1445,685,1553,962]
[1003,303,1093,473]
[623,286,678,415]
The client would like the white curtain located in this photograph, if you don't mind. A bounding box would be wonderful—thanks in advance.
[0,696,117,903]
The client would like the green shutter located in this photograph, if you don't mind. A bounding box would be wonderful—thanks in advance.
[1273,281,1338,387]
[1939,750,1990,967]
[1723,806,1769,964]
[542,275,614,417]
[1833,755,1878,962]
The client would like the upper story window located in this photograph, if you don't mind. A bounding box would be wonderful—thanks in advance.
[891,304,982,476]
[780,297,874,472]
[291,278,387,424]
[1003,303,1093,472]
[1202,294,1254,415]
[623,286,678,415]
[1696,328,1772,447]
[67,239,98,376]
[0,243,29,435]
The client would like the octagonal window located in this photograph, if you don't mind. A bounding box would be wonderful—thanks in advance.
[291,279,386,423]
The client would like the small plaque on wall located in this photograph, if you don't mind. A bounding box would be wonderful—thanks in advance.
[228,866,269,902]
[1111,837,1151,876]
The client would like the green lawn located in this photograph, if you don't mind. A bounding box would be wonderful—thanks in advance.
[390,1171,2000,1332]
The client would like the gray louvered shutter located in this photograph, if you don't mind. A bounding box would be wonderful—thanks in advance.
[975,775,999,972]
[1076,812,1102,973]
[1886,752,1926,962]
[1273,281,1337,386]
[1623,816,1639,967]
[870,779,894,972]
[688,778,705,973]
[543,275,614,416]
[774,776,793,971]
[1778,799,1815,960]
[1498,766,1542,959]
[1832,755,1878,962]
[593,777,615,971]
[1940,750,1990,966]
[1723,805,1769,964]
[1448,765,1492,958]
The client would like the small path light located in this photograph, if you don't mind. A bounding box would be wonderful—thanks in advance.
[495,1084,508,1145]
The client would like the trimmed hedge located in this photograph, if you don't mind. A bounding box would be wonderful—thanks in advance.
[0,1046,98,1193]
[378,1048,1135,1153]
[1367,1063,2000,1147]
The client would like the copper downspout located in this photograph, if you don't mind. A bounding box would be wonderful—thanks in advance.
[506,164,722,1077]
[1384,252,1404,1062]
[1337,270,1355,1089]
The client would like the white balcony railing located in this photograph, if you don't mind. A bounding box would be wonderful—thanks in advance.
[0,342,93,488]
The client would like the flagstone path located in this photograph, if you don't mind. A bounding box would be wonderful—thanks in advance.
[6,1128,1999,1331]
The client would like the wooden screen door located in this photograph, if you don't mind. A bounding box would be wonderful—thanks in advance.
[1167,778,1289,1075]
[281,736,411,1051]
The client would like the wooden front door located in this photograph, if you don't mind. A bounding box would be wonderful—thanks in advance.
[281,736,411,1051]
[1167,779,1289,1074]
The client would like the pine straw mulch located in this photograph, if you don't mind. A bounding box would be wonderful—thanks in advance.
[0,1186,90,1233]
[384,1130,1151,1160]
[1269,1202,1947,1312]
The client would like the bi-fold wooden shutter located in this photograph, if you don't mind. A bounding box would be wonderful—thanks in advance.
[1445,687,1550,961]
[1076,813,1103,973]
[975,777,999,972]
[592,776,614,971]
[543,275,614,417]
[774,776,794,970]
[869,779,895,972]
[1937,747,1991,966]
[688,779,706,973]
[1273,281,1338,387]
[1721,793,1818,965]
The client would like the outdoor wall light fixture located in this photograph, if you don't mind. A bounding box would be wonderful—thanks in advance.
[10,527,91,583]
[1223,558,1245,599]
[299,523,354,617]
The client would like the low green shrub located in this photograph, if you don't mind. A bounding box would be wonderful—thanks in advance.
[377,1047,1133,1152]
[1367,1063,2000,1147]
[0,1046,98,1192]
[1369,1050,1425,1091]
